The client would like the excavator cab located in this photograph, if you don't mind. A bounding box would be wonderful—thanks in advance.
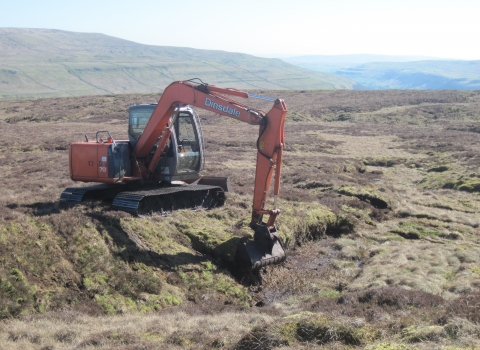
[129,105,204,183]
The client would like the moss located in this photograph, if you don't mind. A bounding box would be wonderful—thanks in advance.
[93,293,119,314]
[400,325,444,343]
[139,290,183,313]
[139,291,182,313]
[94,293,135,314]
[470,266,480,275]
[455,177,480,193]
[141,332,165,343]
[137,209,248,265]
[83,274,109,295]
[362,157,405,167]
[177,262,251,305]
[278,321,298,342]
[236,326,286,349]
[283,311,316,320]
[277,314,380,346]
[102,210,251,304]
[419,171,480,193]
[10,268,26,282]
[215,276,250,301]
[354,326,382,344]
[121,216,190,256]
[278,321,303,345]
[342,204,376,226]
[182,225,230,254]
[167,333,193,347]
[418,171,456,190]
[333,325,380,345]
[304,207,339,237]
[278,202,338,245]
[78,243,109,272]
[343,163,357,173]
[390,221,441,240]
[0,267,38,318]
[160,292,182,306]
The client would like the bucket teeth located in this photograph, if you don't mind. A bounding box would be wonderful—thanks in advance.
[235,223,286,271]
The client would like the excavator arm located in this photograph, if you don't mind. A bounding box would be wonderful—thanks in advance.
[135,80,287,270]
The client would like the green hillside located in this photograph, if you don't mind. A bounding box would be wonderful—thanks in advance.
[0,28,356,99]
[336,60,480,90]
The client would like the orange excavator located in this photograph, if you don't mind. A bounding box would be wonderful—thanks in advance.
[62,79,287,270]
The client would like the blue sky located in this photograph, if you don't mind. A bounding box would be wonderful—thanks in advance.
[1,0,479,59]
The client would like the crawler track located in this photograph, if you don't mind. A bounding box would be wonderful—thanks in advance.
[60,184,125,202]
[60,184,225,215]
[112,184,225,215]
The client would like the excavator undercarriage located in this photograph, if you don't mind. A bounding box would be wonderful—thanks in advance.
[111,184,225,215]
[61,181,227,216]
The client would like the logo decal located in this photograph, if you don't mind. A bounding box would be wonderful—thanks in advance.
[204,98,241,117]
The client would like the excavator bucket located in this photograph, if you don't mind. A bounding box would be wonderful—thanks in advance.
[235,223,286,271]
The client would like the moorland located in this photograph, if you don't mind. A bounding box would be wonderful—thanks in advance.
[0,89,479,349]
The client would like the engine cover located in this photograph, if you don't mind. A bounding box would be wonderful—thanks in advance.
[69,141,131,183]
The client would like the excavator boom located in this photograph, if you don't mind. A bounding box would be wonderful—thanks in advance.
[132,80,287,270]
[135,81,286,227]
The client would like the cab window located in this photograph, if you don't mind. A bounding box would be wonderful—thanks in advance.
[129,105,156,141]
[175,113,199,152]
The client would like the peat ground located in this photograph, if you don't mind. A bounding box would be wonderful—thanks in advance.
[0,90,479,349]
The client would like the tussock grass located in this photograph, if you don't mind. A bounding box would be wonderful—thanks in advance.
[1,89,480,348]
[0,310,275,349]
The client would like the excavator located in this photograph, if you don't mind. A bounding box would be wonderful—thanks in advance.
[61,79,287,270]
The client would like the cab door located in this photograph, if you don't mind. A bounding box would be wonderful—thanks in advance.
[154,107,204,182]
[174,111,203,174]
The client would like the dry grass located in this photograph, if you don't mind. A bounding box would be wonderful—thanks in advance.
[0,309,275,349]
[0,89,479,348]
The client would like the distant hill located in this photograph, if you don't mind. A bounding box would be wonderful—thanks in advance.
[0,28,356,99]
[336,61,480,90]
[283,55,480,90]
[283,54,443,73]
